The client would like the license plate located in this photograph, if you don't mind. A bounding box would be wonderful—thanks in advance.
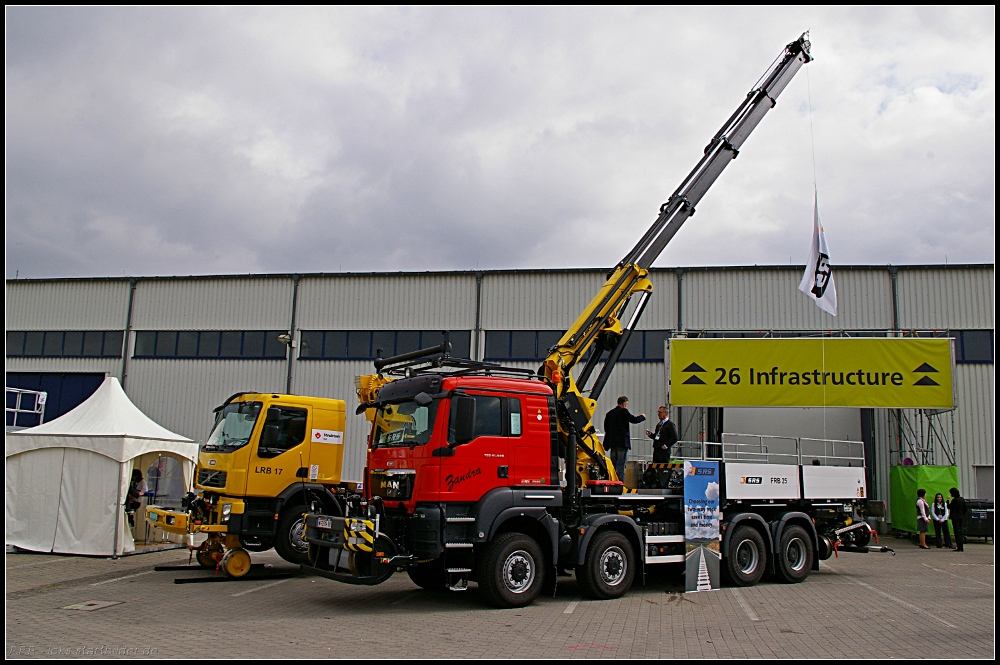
[316,517,332,529]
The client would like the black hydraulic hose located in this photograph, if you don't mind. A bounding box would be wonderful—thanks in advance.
[566,428,577,510]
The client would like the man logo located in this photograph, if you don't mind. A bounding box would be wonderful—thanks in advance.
[741,476,762,485]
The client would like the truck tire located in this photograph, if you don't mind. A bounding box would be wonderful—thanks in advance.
[774,525,813,584]
[407,560,446,591]
[274,504,310,564]
[478,532,544,608]
[576,530,636,600]
[723,524,766,586]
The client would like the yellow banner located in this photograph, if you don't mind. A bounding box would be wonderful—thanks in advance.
[669,338,954,408]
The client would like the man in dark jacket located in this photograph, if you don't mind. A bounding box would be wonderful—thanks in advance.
[603,396,645,483]
[949,487,967,552]
[646,406,678,464]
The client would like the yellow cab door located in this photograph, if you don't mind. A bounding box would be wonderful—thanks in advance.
[245,403,311,498]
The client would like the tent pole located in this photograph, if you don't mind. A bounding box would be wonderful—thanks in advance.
[113,463,123,558]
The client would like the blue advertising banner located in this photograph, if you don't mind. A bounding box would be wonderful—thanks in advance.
[684,460,721,592]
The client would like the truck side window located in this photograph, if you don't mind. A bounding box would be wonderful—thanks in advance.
[473,395,503,437]
[257,407,308,458]
[509,398,522,436]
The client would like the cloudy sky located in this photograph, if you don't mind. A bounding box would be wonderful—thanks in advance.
[6,7,995,279]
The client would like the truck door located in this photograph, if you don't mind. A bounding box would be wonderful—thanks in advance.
[510,395,554,487]
[440,393,510,502]
[246,405,310,498]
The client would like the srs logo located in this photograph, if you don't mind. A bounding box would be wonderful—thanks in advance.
[741,476,762,485]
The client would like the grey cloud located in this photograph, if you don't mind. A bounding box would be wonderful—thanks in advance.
[5,7,994,279]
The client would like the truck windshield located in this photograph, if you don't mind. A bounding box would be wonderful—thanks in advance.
[202,401,263,452]
[373,399,438,449]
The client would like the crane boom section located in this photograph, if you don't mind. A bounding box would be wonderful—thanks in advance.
[543,34,812,484]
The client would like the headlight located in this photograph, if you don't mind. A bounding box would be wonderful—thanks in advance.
[221,503,232,522]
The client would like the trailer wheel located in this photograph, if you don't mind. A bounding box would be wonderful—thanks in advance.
[478,532,544,608]
[576,531,636,600]
[723,524,766,586]
[774,525,813,584]
[274,504,310,565]
[407,560,446,591]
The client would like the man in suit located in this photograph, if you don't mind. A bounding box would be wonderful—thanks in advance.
[646,405,678,464]
[949,487,967,552]
[603,396,645,483]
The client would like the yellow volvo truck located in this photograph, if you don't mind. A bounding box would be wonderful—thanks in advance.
[146,391,354,577]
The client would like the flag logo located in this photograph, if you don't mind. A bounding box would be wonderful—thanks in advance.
[798,191,837,316]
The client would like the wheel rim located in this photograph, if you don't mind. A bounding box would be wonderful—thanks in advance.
[735,538,759,575]
[599,546,628,586]
[289,517,308,553]
[223,549,251,577]
[502,550,535,594]
[785,537,807,572]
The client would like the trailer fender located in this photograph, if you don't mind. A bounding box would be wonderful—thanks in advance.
[722,513,773,559]
[769,511,820,571]
[574,514,644,567]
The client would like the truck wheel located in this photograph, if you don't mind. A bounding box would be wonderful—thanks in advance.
[576,531,635,600]
[221,548,252,578]
[478,532,544,608]
[774,525,813,584]
[274,504,310,564]
[723,524,766,586]
[407,560,446,591]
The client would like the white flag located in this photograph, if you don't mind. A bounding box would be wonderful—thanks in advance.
[798,192,837,316]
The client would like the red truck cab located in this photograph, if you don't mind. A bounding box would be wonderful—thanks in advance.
[366,374,557,511]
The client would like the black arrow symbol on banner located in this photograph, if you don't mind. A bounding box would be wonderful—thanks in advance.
[682,362,706,372]
[683,375,706,385]
[913,362,938,373]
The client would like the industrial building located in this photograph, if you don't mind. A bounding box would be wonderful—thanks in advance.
[5,263,994,525]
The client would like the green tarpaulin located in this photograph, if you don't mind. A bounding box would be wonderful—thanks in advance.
[889,465,960,534]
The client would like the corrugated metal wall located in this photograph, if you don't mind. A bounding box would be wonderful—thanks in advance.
[5,357,123,379]
[292,360,375,481]
[6,265,993,510]
[896,267,995,329]
[480,270,678,331]
[683,267,893,331]
[125,359,288,442]
[296,274,476,330]
[130,277,294,330]
[954,363,995,494]
[6,279,130,330]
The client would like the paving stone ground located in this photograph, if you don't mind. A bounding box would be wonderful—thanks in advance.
[5,536,994,659]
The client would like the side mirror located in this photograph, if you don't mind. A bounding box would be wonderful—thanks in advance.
[265,407,281,423]
[414,392,433,407]
[260,423,280,447]
[451,396,476,445]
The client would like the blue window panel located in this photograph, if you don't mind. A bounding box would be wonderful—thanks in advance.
[264,331,287,359]
[42,332,64,357]
[82,331,104,357]
[62,331,84,357]
[448,331,472,359]
[346,331,371,359]
[510,331,536,359]
[372,331,396,359]
[154,331,178,357]
[299,331,323,358]
[242,331,265,358]
[324,331,348,359]
[959,330,993,363]
[484,331,510,360]
[176,331,199,357]
[219,331,242,358]
[101,331,124,358]
[198,331,220,358]
[396,331,421,355]
[6,331,25,357]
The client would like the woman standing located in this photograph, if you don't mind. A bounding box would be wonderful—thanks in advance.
[930,493,953,549]
[915,489,931,549]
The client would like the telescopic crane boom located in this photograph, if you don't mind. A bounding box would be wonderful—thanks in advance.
[543,33,813,484]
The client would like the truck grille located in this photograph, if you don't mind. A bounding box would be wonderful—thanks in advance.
[370,469,416,501]
[197,469,227,488]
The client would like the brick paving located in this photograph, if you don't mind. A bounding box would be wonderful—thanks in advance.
[5,538,994,658]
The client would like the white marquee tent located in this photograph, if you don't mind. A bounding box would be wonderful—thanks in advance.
[5,377,197,556]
